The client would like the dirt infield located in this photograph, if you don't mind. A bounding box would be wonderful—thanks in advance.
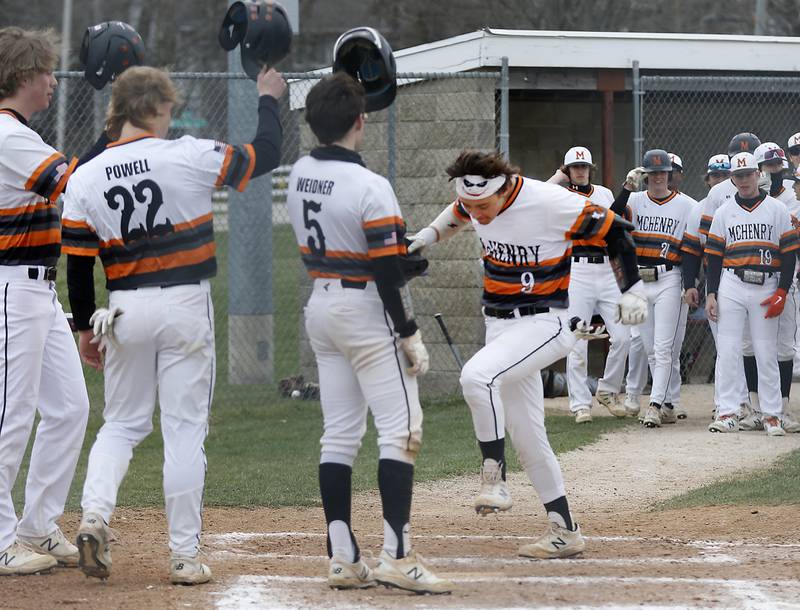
[5,385,800,609]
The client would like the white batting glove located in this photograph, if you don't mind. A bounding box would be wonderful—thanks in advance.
[399,329,430,375]
[757,171,771,191]
[406,227,438,254]
[615,280,648,325]
[89,306,123,350]
[571,319,609,340]
[624,167,645,190]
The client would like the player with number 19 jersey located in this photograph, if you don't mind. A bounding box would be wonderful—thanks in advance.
[61,134,254,285]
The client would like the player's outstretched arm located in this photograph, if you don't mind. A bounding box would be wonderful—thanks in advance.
[246,66,287,179]
[407,203,469,254]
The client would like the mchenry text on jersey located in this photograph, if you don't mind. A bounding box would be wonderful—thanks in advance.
[635,214,680,235]
[727,223,775,243]
[104,158,152,181]
[480,238,541,265]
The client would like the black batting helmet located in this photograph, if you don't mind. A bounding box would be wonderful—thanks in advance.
[80,21,145,90]
[333,27,397,113]
[642,149,672,173]
[219,1,292,81]
[727,132,761,157]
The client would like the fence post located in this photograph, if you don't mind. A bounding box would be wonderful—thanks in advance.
[499,56,510,159]
[226,60,274,385]
[387,100,397,188]
[632,60,642,164]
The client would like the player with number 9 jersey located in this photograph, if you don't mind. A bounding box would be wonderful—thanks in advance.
[61,65,285,583]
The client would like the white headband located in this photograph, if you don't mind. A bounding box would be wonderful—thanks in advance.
[454,174,506,201]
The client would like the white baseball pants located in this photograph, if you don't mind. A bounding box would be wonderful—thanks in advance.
[304,280,423,467]
[0,273,89,550]
[566,260,630,411]
[716,271,781,417]
[635,268,688,406]
[707,315,748,408]
[460,310,575,504]
[81,282,215,557]
[625,326,648,399]
[742,284,797,361]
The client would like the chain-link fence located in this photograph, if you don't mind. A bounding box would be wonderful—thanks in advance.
[637,75,800,383]
[35,69,502,405]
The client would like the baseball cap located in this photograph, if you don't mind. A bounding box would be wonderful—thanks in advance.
[730,152,758,173]
[668,153,683,171]
[564,146,592,166]
[706,154,731,173]
[754,142,785,165]
[788,132,800,154]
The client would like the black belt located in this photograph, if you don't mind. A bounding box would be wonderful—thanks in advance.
[340,279,367,290]
[573,255,606,264]
[483,305,550,319]
[28,266,57,281]
[639,263,675,272]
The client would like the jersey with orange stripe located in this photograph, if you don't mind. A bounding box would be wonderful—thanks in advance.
[287,154,406,282]
[62,134,255,289]
[698,178,736,239]
[0,110,75,266]
[705,194,799,271]
[567,183,614,256]
[452,176,615,311]
[626,190,695,266]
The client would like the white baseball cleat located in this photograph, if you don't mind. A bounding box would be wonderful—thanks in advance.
[596,391,627,418]
[623,394,641,417]
[76,512,116,580]
[708,414,739,433]
[519,522,586,559]
[739,408,763,431]
[474,459,512,515]
[0,542,57,575]
[675,405,688,419]
[328,555,376,590]
[642,404,662,428]
[762,416,786,437]
[659,403,678,424]
[18,527,79,567]
[373,550,453,594]
[782,411,800,433]
[574,407,592,424]
[170,555,212,585]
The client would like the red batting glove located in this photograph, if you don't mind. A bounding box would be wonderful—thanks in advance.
[761,288,788,318]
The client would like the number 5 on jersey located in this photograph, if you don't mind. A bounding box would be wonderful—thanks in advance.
[304,199,326,256]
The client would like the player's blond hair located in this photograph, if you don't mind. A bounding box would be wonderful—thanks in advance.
[105,66,182,138]
[0,27,60,99]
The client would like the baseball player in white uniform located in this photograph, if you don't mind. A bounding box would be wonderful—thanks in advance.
[788,132,800,388]
[286,72,452,594]
[0,26,91,576]
[61,65,287,584]
[546,147,629,423]
[409,149,647,559]
[622,150,694,428]
[683,154,749,417]
[705,152,798,436]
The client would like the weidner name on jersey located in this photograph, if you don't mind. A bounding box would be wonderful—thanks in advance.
[296,176,335,196]
[481,238,541,265]
[104,158,152,181]
[636,214,680,236]
[727,223,774,242]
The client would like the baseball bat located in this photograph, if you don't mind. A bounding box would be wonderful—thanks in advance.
[433,312,464,369]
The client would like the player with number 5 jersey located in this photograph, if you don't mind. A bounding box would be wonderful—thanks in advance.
[61,65,286,584]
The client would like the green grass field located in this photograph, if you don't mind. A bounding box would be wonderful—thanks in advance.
[658,448,800,510]
[13,395,633,510]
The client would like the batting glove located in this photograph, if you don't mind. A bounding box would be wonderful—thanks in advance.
[406,227,438,254]
[761,288,787,319]
[757,171,771,192]
[570,317,609,340]
[89,306,123,350]
[615,280,648,325]
[399,329,430,375]
[624,167,645,190]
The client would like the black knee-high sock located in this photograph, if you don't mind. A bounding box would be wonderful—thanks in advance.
[478,438,506,480]
[779,360,793,398]
[319,462,359,560]
[378,459,414,559]
[743,356,758,393]
[543,496,574,531]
